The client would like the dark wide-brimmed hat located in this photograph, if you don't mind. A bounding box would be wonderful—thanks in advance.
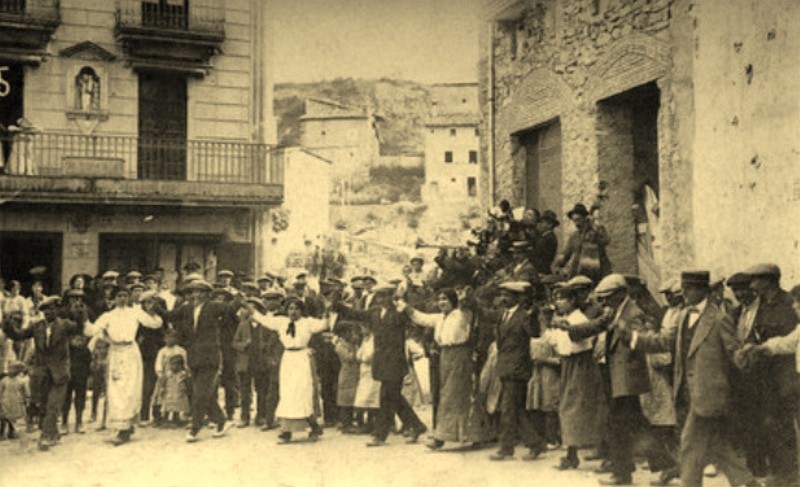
[540,210,560,227]
[567,203,590,220]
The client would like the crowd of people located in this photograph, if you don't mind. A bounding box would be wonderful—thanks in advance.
[1,200,799,487]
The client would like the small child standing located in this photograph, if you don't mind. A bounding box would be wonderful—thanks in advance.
[151,329,188,426]
[0,361,29,439]
[332,326,361,433]
[160,355,190,425]
[89,337,109,430]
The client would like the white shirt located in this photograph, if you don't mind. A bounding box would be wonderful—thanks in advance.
[86,306,162,344]
[686,299,707,329]
[408,308,471,347]
[548,309,594,356]
[737,297,760,342]
[192,304,203,330]
[502,305,520,325]
[251,312,329,349]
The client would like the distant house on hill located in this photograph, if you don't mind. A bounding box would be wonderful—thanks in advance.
[299,97,383,182]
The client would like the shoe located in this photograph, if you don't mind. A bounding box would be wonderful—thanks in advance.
[308,431,321,442]
[547,441,562,450]
[489,451,513,461]
[185,432,199,443]
[704,465,718,478]
[523,447,544,461]
[556,456,579,470]
[366,438,386,447]
[254,418,265,427]
[406,426,427,444]
[37,439,50,451]
[594,461,613,474]
[427,439,445,450]
[649,471,677,486]
[75,423,85,434]
[212,422,233,438]
[237,420,250,428]
[278,431,292,443]
[111,431,131,446]
[598,475,633,486]
[261,423,279,432]
[7,429,17,440]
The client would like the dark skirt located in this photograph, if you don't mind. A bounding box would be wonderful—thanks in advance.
[559,351,607,447]
[435,345,494,443]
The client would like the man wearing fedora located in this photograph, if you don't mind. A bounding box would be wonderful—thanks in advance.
[171,279,239,442]
[629,271,759,487]
[3,296,81,450]
[530,210,560,275]
[555,203,611,283]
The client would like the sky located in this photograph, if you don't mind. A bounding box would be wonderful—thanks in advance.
[269,0,482,84]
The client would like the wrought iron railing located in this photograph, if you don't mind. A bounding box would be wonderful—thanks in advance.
[0,132,283,185]
[116,0,224,34]
[0,0,59,24]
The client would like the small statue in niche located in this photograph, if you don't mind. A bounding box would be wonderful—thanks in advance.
[76,67,100,112]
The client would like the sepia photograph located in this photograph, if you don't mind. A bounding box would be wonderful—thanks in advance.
[0,0,798,486]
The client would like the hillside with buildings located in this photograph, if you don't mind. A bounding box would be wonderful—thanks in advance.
[275,78,431,155]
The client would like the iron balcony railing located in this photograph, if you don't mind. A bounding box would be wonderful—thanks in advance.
[0,0,59,24]
[116,0,224,35]
[0,132,283,185]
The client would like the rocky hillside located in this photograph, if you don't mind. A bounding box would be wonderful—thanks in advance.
[274,78,432,155]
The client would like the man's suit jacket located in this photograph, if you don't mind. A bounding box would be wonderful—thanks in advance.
[495,306,537,381]
[530,231,558,274]
[3,317,77,385]
[753,290,799,400]
[334,303,408,383]
[172,301,238,370]
[637,301,740,418]
[570,297,650,398]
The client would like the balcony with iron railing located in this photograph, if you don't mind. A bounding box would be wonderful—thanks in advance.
[114,0,225,75]
[0,0,60,62]
[0,132,284,208]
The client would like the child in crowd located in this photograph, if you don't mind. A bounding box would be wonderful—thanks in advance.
[353,327,381,435]
[151,329,188,427]
[160,355,190,425]
[0,360,29,439]
[89,337,109,430]
[527,305,562,449]
[333,325,361,433]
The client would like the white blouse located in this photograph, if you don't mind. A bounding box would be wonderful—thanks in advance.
[85,306,163,344]
[549,309,594,356]
[251,312,330,349]
[408,308,471,347]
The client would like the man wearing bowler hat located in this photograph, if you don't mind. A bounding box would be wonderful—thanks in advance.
[629,271,759,487]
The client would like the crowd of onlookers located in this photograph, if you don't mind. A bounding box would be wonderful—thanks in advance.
[1,201,799,487]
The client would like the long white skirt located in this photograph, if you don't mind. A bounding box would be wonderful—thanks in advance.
[276,349,315,419]
[107,343,143,431]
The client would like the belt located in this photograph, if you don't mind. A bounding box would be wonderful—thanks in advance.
[109,340,134,347]
[285,347,306,352]
[438,342,470,350]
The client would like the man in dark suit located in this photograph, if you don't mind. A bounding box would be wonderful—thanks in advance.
[333,283,427,447]
[629,271,759,487]
[530,210,559,274]
[171,279,238,442]
[3,296,80,450]
[488,281,545,461]
[565,274,651,485]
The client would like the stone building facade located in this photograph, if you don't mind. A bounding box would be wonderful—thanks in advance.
[0,0,281,292]
[481,0,800,290]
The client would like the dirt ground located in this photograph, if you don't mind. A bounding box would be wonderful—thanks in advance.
[0,401,735,487]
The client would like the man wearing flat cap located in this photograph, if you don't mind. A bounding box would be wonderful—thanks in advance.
[3,296,81,450]
[740,263,799,485]
[488,280,547,461]
[169,279,240,442]
[629,271,758,487]
[333,282,427,447]
[562,273,650,485]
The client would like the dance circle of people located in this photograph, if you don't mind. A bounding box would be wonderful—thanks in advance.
[0,201,799,487]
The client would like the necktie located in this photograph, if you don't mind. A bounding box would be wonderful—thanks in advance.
[286,321,296,338]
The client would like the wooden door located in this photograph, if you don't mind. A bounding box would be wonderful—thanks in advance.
[138,71,187,180]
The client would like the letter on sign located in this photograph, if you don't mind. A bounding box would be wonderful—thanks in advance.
[0,67,10,97]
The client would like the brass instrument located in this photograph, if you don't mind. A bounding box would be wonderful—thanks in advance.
[414,238,468,251]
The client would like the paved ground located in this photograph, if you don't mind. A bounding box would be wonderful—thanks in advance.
[1,404,735,487]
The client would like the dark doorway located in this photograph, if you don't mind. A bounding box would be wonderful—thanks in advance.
[596,82,660,280]
[138,71,187,180]
[518,119,562,214]
[0,63,24,169]
[0,232,62,295]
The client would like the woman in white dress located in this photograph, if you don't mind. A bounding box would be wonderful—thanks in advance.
[249,297,330,442]
[84,286,162,445]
